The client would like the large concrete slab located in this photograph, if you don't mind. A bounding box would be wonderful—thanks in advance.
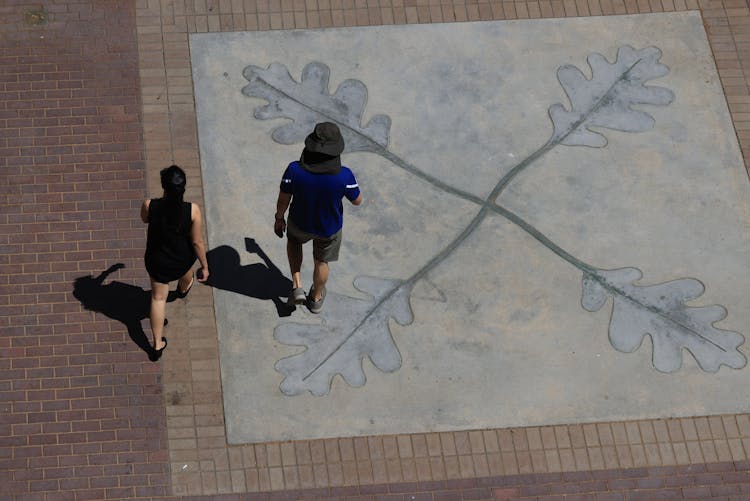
[190,13,750,444]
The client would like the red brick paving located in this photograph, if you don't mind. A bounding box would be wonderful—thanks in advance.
[1,1,168,500]
[4,0,750,500]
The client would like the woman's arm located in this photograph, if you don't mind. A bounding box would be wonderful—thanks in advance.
[191,203,210,282]
[140,199,151,223]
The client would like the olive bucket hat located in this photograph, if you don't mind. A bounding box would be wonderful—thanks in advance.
[300,122,345,174]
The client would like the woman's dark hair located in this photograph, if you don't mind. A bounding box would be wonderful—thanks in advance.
[158,165,187,231]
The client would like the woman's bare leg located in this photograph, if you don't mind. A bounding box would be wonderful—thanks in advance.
[149,278,169,350]
[177,268,193,294]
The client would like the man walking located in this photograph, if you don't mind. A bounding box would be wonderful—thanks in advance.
[274,122,363,313]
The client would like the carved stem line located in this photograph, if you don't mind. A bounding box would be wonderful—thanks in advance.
[302,205,489,381]
[491,204,594,273]
[377,147,487,205]
[489,57,643,200]
[372,136,596,273]
[499,203,727,352]
[586,273,729,352]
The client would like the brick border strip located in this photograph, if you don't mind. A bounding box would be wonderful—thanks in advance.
[179,460,750,500]
[134,0,750,496]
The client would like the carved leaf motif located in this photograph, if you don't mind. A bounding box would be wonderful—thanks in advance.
[242,62,391,152]
[549,45,675,147]
[582,267,746,373]
[274,277,413,396]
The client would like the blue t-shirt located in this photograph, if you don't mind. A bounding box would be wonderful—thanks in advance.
[280,161,360,238]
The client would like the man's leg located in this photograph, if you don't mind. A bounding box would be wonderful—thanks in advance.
[287,237,303,289]
[309,230,339,306]
[311,259,329,302]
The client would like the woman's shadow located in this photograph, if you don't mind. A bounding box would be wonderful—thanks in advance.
[205,237,294,317]
[72,263,179,358]
[73,239,293,357]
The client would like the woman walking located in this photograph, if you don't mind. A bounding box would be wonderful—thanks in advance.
[141,165,209,361]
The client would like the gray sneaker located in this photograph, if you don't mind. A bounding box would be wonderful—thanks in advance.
[306,286,326,314]
[288,287,306,305]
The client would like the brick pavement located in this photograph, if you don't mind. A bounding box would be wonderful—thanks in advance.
[169,462,750,499]
[1,1,169,499]
[4,0,750,500]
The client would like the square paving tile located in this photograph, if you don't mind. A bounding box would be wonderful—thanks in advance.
[190,13,750,444]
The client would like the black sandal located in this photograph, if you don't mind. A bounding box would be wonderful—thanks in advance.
[150,337,168,362]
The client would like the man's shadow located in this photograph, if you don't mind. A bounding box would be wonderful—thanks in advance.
[72,263,178,358]
[205,237,294,317]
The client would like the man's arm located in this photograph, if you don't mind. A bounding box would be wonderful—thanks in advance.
[345,170,362,206]
[274,192,292,237]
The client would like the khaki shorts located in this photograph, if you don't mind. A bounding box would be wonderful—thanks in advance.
[287,219,342,263]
